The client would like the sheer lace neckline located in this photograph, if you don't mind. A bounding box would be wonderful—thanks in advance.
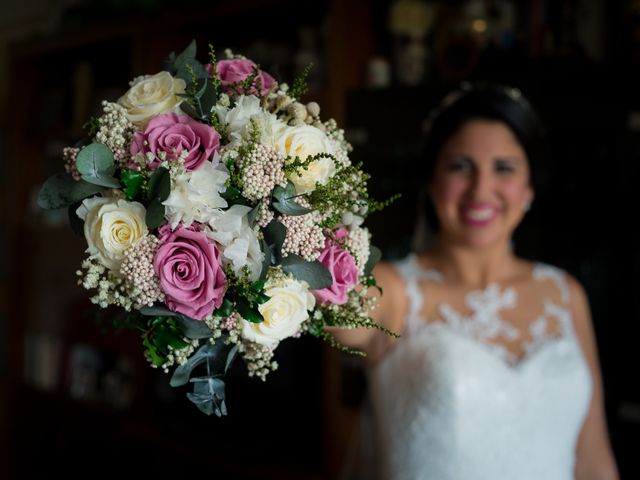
[397,254,575,367]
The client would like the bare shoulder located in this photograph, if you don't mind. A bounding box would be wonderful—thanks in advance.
[563,272,592,329]
[370,260,409,332]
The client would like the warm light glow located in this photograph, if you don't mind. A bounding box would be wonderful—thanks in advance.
[472,19,487,33]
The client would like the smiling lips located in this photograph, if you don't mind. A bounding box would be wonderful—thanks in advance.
[460,203,499,226]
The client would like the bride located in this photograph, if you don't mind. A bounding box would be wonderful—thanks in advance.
[331,84,619,479]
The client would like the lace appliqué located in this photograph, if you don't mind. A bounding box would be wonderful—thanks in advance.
[438,284,521,364]
[533,263,570,303]
[399,255,575,367]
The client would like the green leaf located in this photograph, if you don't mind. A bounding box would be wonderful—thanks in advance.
[139,304,177,317]
[121,170,145,200]
[76,143,120,188]
[187,377,227,416]
[281,254,333,289]
[173,39,197,71]
[143,336,164,366]
[68,202,85,237]
[213,298,234,318]
[180,101,200,120]
[259,239,271,281]
[263,220,286,264]
[221,185,241,202]
[176,58,208,85]
[236,298,263,323]
[176,315,212,340]
[364,245,382,276]
[272,181,311,216]
[147,167,171,202]
[145,198,166,230]
[154,326,189,350]
[37,173,106,209]
[247,201,262,227]
[170,341,227,387]
[198,80,218,115]
[225,345,238,374]
[250,278,266,293]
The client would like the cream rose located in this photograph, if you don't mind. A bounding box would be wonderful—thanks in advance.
[118,71,186,127]
[275,124,336,194]
[241,276,315,348]
[77,197,148,270]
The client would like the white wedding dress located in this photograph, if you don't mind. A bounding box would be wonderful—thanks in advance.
[354,254,593,480]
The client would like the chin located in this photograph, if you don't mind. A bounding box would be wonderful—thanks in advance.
[450,225,512,250]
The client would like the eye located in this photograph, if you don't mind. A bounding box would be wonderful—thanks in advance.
[494,159,517,174]
[446,156,473,173]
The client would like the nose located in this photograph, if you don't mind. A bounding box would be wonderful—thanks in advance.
[468,167,494,198]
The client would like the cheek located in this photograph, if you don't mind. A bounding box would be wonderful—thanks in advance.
[501,180,531,207]
[432,175,469,206]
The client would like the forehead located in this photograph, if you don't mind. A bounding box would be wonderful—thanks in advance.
[439,119,526,157]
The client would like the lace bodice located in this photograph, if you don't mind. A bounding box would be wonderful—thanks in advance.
[362,254,593,480]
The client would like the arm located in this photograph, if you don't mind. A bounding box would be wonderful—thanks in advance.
[567,275,619,480]
[325,261,407,357]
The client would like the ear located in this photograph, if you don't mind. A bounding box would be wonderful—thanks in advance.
[526,183,535,204]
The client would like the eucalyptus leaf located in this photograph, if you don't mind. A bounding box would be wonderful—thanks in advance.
[272,181,311,216]
[37,173,106,209]
[139,304,177,317]
[147,167,171,202]
[259,239,271,281]
[247,201,262,227]
[176,58,208,85]
[68,201,85,237]
[263,220,286,264]
[176,315,212,340]
[198,80,217,115]
[180,101,200,120]
[170,341,228,387]
[364,245,382,276]
[225,345,238,374]
[281,254,333,289]
[173,39,197,72]
[162,51,177,73]
[145,198,166,230]
[76,143,120,188]
[187,377,226,416]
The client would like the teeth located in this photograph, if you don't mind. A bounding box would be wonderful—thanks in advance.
[466,208,493,221]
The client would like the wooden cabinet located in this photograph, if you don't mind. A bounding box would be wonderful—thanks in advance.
[1,2,375,478]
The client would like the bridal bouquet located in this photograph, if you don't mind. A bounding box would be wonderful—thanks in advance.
[38,41,395,415]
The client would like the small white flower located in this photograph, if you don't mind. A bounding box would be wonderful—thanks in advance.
[206,205,264,282]
[163,156,230,228]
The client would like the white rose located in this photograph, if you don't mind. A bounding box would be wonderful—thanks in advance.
[274,124,336,193]
[241,276,316,348]
[163,157,229,228]
[206,205,264,282]
[77,197,148,270]
[118,71,186,127]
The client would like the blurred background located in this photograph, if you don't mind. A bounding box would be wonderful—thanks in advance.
[0,0,639,478]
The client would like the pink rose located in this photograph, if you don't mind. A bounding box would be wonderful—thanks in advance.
[206,59,275,96]
[130,113,220,171]
[313,229,359,305]
[154,224,226,320]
